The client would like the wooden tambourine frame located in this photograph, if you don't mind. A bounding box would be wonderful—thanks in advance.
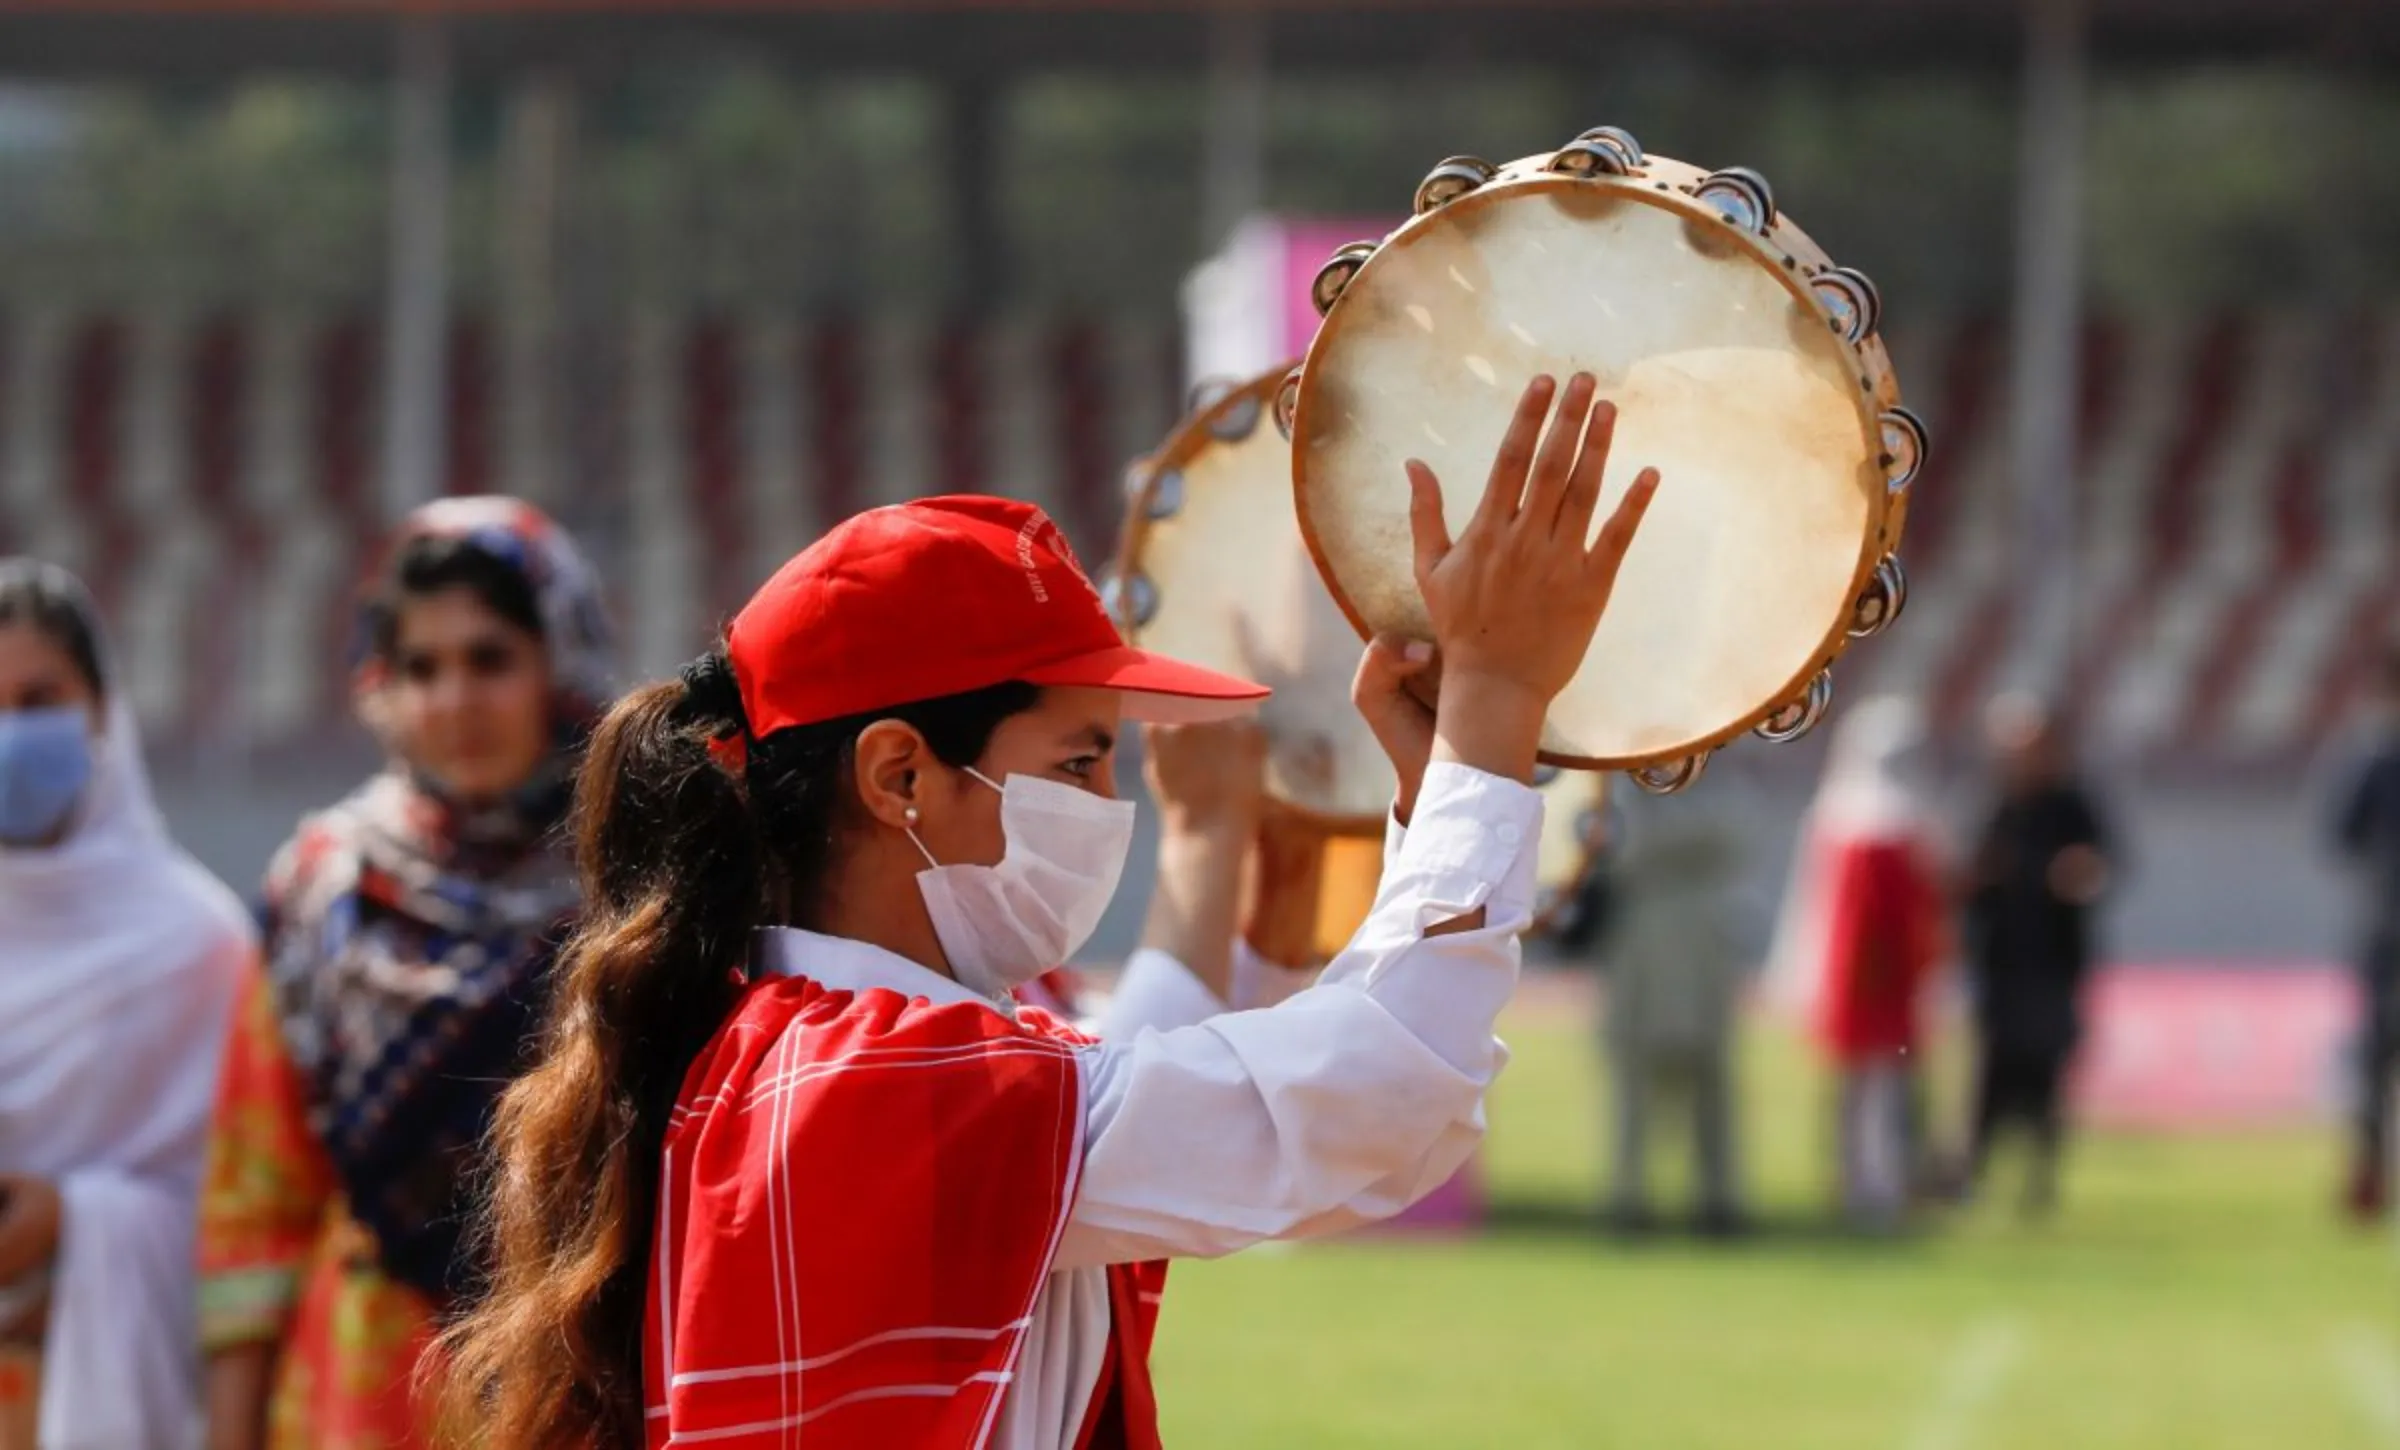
[1109,365,1391,839]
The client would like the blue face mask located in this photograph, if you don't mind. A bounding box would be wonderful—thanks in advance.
[0,707,93,846]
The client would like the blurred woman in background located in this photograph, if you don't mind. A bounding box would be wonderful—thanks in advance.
[1596,774,1766,1239]
[1768,697,1950,1232]
[0,559,252,1450]
[1964,695,2115,1219]
[198,499,613,1450]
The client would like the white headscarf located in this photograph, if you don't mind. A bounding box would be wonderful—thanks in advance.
[0,577,253,1450]
[1761,697,1946,1022]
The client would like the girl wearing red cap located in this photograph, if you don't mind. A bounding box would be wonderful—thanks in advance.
[445,375,1657,1450]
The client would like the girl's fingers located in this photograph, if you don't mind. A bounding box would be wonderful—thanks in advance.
[1473,375,1557,531]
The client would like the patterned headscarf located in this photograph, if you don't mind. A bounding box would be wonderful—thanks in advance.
[353,494,614,724]
[264,496,615,1303]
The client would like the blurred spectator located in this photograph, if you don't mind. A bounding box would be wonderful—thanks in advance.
[2331,645,2400,1222]
[1540,800,1619,965]
[1768,698,1948,1233]
[196,500,612,1450]
[1961,695,2116,1219]
[1593,780,1761,1237]
[0,560,251,1450]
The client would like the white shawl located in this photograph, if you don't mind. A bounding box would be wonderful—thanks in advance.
[0,699,252,1450]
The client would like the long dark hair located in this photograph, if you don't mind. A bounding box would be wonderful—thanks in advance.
[436,651,1039,1450]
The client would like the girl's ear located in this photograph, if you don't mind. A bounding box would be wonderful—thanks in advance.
[851,719,927,830]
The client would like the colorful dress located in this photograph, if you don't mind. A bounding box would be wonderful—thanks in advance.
[197,497,612,1450]
[197,964,443,1450]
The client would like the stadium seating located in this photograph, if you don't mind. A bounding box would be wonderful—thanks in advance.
[0,303,2387,761]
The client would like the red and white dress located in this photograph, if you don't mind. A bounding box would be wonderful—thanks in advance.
[642,762,1542,1449]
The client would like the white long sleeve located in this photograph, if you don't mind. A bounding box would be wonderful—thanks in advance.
[1090,786,1426,1039]
[1052,761,1540,1271]
[1096,937,1315,1040]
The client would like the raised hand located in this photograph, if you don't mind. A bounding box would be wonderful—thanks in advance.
[1142,718,1268,839]
[1403,373,1659,783]
[1350,634,1439,825]
[1137,719,1269,1002]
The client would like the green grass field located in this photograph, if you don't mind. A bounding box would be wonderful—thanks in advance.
[1150,1005,2400,1449]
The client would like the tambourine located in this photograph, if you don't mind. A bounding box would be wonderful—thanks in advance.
[1107,366,1398,836]
[1107,369,1610,960]
[1283,125,1925,794]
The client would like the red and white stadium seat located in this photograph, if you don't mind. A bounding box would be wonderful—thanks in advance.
[0,302,2384,761]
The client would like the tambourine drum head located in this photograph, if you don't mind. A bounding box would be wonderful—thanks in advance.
[1296,181,1884,767]
[1123,374,1399,829]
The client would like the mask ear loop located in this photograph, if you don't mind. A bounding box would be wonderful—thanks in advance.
[902,803,940,869]
[905,767,1003,867]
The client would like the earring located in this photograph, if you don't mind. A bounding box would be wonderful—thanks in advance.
[904,806,920,824]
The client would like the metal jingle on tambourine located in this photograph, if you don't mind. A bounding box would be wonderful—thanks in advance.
[1272,367,1302,441]
[1576,126,1645,169]
[1142,469,1185,521]
[1879,406,1929,494]
[1414,155,1498,215]
[1630,752,1710,795]
[1693,167,1777,235]
[1208,393,1264,444]
[1547,133,1636,179]
[1755,669,1834,744]
[1847,555,1909,639]
[1311,242,1380,317]
[1186,375,1238,419]
[1812,266,1884,345]
[1098,568,1159,630]
[1531,762,1563,787]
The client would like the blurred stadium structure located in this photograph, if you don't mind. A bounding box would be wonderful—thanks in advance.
[2,304,2391,763]
[0,0,2389,959]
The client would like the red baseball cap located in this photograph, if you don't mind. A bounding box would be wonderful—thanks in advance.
[726,495,1267,736]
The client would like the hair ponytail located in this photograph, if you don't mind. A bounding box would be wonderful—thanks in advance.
[438,664,761,1449]
[438,654,1042,1448]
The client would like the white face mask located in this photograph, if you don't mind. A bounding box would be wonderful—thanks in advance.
[910,768,1136,1001]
